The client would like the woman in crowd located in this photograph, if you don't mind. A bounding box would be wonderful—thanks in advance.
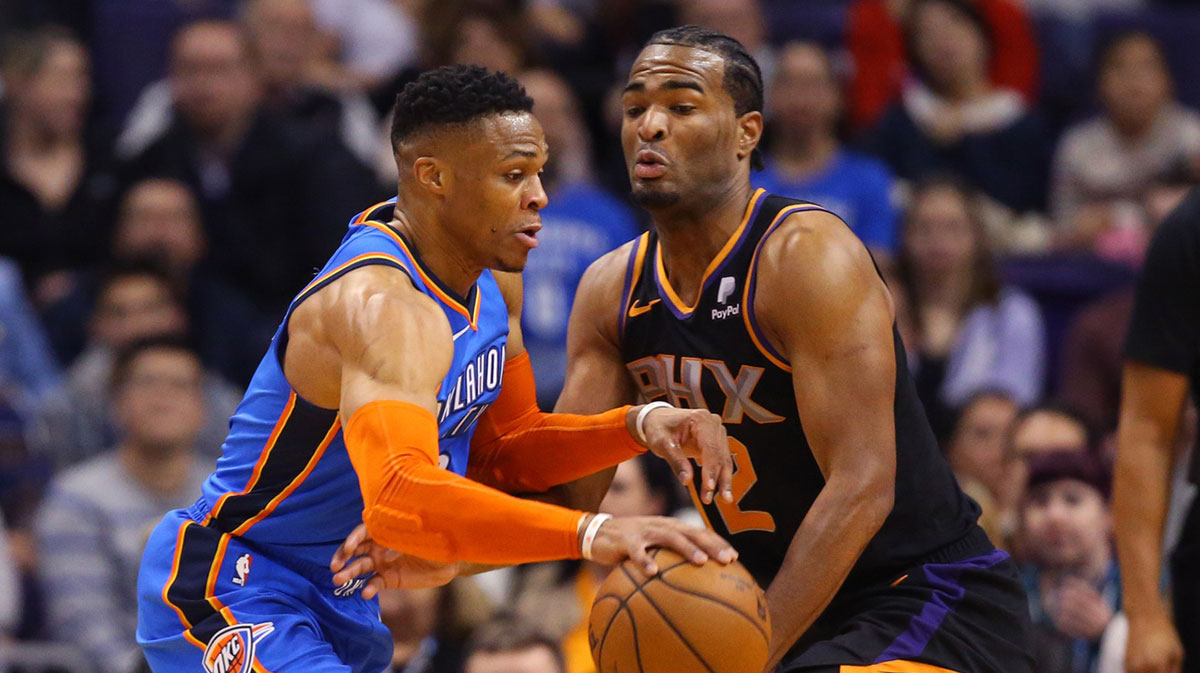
[896,176,1046,440]
[866,0,1050,214]
[0,27,118,303]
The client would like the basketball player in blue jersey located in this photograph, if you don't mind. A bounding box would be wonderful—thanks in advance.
[546,27,1034,673]
[135,64,737,673]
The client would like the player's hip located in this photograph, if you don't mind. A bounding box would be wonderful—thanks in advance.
[782,538,1033,673]
[137,509,379,643]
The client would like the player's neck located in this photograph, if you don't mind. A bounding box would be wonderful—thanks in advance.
[652,182,754,305]
[392,207,482,297]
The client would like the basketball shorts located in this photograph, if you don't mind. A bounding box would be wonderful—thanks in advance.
[780,528,1034,673]
[136,507,392,673]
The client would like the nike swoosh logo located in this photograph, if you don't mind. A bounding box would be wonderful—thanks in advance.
[628,298,661,317]
[452,324,471,341]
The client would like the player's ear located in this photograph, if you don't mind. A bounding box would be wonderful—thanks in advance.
[413,157,449,195]
[736,111,763,162]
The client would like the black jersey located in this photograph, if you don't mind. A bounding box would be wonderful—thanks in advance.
[617,189,981,591]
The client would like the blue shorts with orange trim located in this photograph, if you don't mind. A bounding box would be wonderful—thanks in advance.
[137,508,391,673]
[780,528,1034,673]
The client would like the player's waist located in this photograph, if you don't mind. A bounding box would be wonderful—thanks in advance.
[183,496,349,589]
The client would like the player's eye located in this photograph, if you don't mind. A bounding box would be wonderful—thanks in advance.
[671,104,695,114]
[505,171,524,182]
[625,106,645,119]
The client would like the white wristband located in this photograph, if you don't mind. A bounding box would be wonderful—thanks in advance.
[581,513,613,561]
[635,401,674,444]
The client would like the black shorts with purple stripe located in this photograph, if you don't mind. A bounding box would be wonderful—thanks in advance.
[780,528,1035,673]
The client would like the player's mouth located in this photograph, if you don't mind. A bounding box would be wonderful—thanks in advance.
[634,149,668,179]
[515,222,541,249]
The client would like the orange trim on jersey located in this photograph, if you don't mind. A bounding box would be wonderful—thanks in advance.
[183,630,206,650]
[205,392,298,525]
[623,233,650,317]
[204,533,232,614]
[360,220,480,329]
[230,418,342,536]
[740,204,825,372]
[654,188,765,315]
[353,200,394,224]
[841,660,965,673]
[294,252,409,302]
[161,520,194,628]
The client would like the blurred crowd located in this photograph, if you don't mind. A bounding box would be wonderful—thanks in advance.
[0,0,1197,672]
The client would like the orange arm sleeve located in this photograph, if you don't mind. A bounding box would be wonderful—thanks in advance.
[466,352,645,493]
[344,400,585,564]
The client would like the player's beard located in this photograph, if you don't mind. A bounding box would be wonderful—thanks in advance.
[631,184,681,208]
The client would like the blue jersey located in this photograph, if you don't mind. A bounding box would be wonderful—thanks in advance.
[194,199,509,570]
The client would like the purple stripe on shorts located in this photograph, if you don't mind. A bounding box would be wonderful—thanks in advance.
[873,549,1009,663]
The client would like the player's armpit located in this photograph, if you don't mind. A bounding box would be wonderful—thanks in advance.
[345,399,586,564]
[466,351,645,493]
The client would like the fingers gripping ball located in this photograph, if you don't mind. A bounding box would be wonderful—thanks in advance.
[588,549,771,673]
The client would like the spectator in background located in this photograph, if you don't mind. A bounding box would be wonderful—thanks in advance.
[517,69,639,406]
[946,390,1020,544]
[34,336,211,673]
[307,0,420,93]
[241,0,380,166]
[513,455,684,673]
[756,41,899,257]
[122,19,383,314]
[1019,450,1122,673]
[30,262,240,469]
[897,177,1045,441]
[1056,176,1193,435]
[0,257,61,414]
[865,0,1050,214]
[379,581,496,673]
[0,27,119,302]
[845,0,1039,132]
[1051,31,1200,255]
[42,177,274,386]
[0,513,20,639]
[678,0,775,86]
[464,620,566,673]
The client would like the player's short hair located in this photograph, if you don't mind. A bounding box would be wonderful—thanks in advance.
[111,333,200,393]
[645,25,764,170]
[464,619,565,673]
[389,64,533,151]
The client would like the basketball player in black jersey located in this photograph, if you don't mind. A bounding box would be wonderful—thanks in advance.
[551,26,1034,672]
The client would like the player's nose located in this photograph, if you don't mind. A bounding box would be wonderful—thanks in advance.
[524,174,548,211]
[638,107,668,142]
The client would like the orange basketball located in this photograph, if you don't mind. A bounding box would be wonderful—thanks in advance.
[588,548,771,673]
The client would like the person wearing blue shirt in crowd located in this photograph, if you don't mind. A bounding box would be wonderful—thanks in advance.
[518,69,640,407]
[754,41,898,256]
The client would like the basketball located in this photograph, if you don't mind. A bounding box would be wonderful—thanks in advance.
[588,548,771,673]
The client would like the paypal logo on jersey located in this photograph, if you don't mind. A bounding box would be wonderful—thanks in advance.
[436,343,506,438]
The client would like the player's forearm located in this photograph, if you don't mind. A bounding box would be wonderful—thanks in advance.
[1113,421,1174,619]
[467,406,644,493]
[763,477,893,669]
[346,399,586,565]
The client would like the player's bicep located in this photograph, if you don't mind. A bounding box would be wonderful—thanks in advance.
[556,252,636,414]
[758,215,897,485]
[326,273,454,421]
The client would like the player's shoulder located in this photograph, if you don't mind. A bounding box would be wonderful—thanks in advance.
[758,205,871,279]
[297,263,452,348]
[582,234,645,291]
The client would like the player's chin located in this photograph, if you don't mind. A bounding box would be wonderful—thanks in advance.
[493,249,530,274]
[631,182,681,209]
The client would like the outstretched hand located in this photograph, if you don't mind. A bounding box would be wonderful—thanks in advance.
[636,405,733,505]
[330,524,459,598]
